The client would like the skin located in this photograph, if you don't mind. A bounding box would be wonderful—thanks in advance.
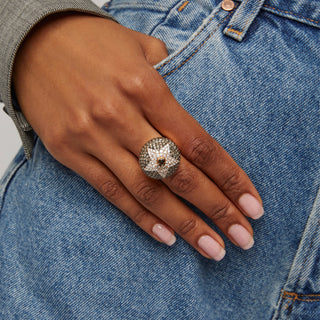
[12,12,263,259]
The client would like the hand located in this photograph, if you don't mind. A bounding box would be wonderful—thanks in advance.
[13,12,263,260]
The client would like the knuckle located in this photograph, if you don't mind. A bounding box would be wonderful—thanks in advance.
[187,137,216,166]
[167,165,197,194]
[122,69,155,98]
[72,113,93,135]
[90,99,122,126]
[99,180,123,201]
[208,201,232,221]
[134,181,161,205]
[121,65,159,102]
[221,169,242,195]
[132,209,148,224]
[178,218,197,236]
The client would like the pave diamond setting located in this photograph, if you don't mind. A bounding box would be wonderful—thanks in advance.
[139,137,181,179]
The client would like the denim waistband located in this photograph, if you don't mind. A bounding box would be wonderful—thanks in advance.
[225,0,320,40]
[244,0,320,30]
[104,0,320,41]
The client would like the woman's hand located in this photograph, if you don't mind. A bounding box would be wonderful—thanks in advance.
[13,12,263,260]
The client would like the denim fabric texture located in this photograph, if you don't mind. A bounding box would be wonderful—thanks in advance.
[1,0,320,319]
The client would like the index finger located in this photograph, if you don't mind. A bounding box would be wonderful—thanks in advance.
[142,73,264,220]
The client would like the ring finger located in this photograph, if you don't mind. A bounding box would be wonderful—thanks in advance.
[115,121,255,250]
[91,144,227,260]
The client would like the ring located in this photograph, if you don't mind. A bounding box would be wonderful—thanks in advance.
[139,137,181,179]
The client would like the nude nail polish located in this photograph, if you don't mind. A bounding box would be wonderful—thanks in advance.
[228,224,254,250]
[152,224,176,246]
[198,235,226,261]
[238,193,264,219]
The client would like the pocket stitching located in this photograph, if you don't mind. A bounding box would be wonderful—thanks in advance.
[276,291,320,320]
[283,291,320,301]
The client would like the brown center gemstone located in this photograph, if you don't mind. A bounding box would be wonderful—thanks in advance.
[157,157,166,166]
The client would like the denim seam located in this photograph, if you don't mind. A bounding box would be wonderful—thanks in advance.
[279,293,320,320]
[286,298,295,320]
[284,298,293,311]
[283,291,320,301]
[285,297,320,302]
[0,157,27,214]
[263,4,320,25]
[155,9,222,70]
[294,219,320,291]
[227,28,243,35]
[274,189,320,320]
[277,292,297,320]
[178,0,189,12]
[275,293,287,320]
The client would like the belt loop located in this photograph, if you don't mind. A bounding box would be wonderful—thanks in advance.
[223,0,266,41]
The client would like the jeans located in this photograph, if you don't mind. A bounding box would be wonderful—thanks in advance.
[1,0,320,319]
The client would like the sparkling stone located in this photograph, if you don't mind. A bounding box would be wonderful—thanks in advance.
[139,137,181,179]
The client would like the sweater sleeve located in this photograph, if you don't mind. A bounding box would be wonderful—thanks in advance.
[0,0,116,159]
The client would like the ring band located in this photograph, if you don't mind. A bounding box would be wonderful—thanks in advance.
[139,137,181,179]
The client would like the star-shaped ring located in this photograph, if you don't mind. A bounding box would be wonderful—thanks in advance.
[139,137,181,179]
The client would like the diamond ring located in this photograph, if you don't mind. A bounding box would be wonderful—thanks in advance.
[139,137,181,179]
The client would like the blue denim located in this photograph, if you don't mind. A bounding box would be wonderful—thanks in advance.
[1,0,320,319]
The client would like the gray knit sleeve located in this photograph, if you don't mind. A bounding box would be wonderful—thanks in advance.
[0,0,116,159]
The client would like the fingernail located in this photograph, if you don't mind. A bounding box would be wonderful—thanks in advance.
[152,224,176,246]
[238,193,264,219]
[228,224,254,250]
[198,235,226,261]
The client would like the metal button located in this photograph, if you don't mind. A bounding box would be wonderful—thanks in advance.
[221,0,235,11]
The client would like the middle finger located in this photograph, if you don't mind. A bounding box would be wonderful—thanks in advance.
[117,122,255,250]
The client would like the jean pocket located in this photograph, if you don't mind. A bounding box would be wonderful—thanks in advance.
[103,0,235,76]
[153,5,235,78]
[0,148,26,215]
[274,292,320,320]
[272,186,320,320]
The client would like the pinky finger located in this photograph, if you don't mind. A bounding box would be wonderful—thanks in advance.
[67,152,177,246]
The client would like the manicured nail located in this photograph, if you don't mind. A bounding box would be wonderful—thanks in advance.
[228,224,254,250]
[198,235,226,261]
[238,193,264,219]
[152,224,176,246]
